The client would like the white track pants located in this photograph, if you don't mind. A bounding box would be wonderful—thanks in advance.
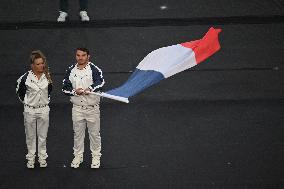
[23,107,49,160]
[72,105,101,157]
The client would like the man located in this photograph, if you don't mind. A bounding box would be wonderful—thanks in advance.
[57,0,90,22]
[16,50,52,168]
[62,48,105,168]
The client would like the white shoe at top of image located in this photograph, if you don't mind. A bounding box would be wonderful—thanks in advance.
[57,11,68,22]
[79,11,90,22]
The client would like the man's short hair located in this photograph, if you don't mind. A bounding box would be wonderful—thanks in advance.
[76,47,89,55]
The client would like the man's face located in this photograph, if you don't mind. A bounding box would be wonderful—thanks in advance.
[76,50,89,65]
[31,58,45,73]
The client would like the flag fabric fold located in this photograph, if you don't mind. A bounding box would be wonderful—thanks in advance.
[100,27,222,103]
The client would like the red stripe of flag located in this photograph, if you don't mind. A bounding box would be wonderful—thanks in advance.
[181,27,221,64]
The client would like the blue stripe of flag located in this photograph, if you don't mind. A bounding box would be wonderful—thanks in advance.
[106,68,165,98]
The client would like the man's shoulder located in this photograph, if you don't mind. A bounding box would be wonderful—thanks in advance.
[66,64,76,71]
[89,62,103,72]
[89,62,96,67]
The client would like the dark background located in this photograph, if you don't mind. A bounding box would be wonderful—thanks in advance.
[0,1,283,188]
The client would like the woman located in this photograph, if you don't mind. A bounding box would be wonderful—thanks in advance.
[16,50,52,168]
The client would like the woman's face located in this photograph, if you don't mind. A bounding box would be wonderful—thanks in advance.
[31,58,45,74]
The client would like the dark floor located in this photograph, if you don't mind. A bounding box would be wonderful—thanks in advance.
[0,100,283,188]
[0,1,284,188]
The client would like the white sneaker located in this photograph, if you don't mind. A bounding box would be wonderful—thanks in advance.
[71,154,83,168]
[91,156,100,168]
[38,157,47,168]
[57,11,68,22]
[27,159,35,169]
[79,11,90,22]
[26,154,35,168]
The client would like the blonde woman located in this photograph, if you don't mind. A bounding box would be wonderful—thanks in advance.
[16,50,52,168]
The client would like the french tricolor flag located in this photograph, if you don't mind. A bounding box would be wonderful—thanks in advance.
[98,27,221,103]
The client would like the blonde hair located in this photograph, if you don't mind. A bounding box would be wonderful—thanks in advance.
[30,50,52,83]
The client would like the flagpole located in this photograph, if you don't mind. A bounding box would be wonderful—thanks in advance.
[89,92,129,103]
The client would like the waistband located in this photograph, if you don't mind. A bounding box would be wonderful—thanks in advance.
[24,104,48,109]
[73,104,98,109]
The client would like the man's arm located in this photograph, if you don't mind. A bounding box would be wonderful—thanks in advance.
[62,65,76,96]
[88,64,105,92]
